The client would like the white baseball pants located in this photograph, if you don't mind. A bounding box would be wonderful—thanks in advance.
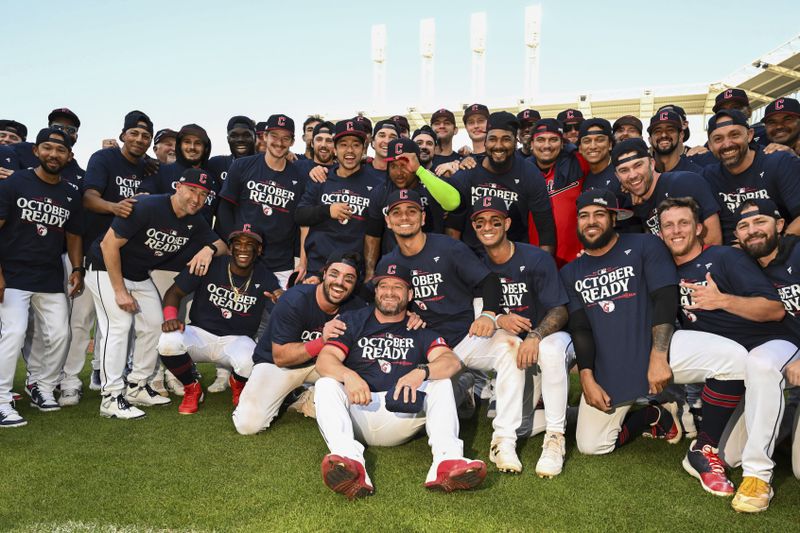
[158,325,255,377]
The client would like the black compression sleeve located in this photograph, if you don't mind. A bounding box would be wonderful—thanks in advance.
[478,273,503,314]
[650,285,679,326]
[531,209,556,247]
[365,216,384,237]
[294,205,330,226]
[567,308,596,372]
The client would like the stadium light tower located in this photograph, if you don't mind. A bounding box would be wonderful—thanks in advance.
[470,12,487,102]
[372,24,387,111]
[523,5,542,103]
[420,18,436,110]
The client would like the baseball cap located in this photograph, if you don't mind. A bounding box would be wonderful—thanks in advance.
[578,118,612,141]
[373,119,399,136]
[713,88,750,113]
[764,97,800,119]
[324,251,361,272]
[0,120,27,141]
[516,108,542,126]
[312,121,335,136]
[255,121,268,133]
[154,128,177,145]
[227,115,256,133]
[386,189,423,211]
[412,125,437,143]
[121,110,153,136]
[611,138,650,167]
[228,224,264,244]
[48,108,81,128]
[612,115,643,134]
[707,109,749,135]
[334,119,367,142]
[463,103,490,123]
[656,104,689,141]
[353,115,373,133]
[576,188,633,220]
[647,110,683,134]
[373,262,412,287]
[177,168,212,192]
[265,114,295,136]
[390,115,410,133]
[557,108,584,125]
[736,198,782,221]
[486,111,520,134]
[35,127,73,149]
[385,138,421,162]
[471,196,508,220]
[532,118,562,138]
[431,108,455,124]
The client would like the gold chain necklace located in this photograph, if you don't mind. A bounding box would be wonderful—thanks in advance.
[227,264,253,302]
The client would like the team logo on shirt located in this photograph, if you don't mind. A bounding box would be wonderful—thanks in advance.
[207,283,258,314]
[115,175,141,198]
[17,197,71,229]
[574,266,636,306]
[719,188,769,213]
[36,224,48,236]
[247,180,296,212]
[379,360,392,373]
[598,300,615,313]
[471,183,518,210]
[144,228,190,255]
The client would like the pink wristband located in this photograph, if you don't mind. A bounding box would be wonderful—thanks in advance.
[305,337,326,357]
[163,306,179,321]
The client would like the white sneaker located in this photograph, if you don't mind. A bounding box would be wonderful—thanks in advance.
[58,388,82,407]
[0,403,27,428]
[208,369,231,393]
[100,395,146,420]
[165,371,184,396]
[287,387,316,418]
[126,383,171,407]
[535,431,566,478]
[149,376,169,397]
[489,439,522,473]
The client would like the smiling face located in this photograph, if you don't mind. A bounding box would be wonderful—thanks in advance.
[228,127,255,157]
[230,235,262,269]
[708,123,753,170]
[649,124,681,156]
[414,134,436,165]
[484,129,516,169]
[735,207,783,260]
[615,154,655,198]
[33,140,71,175]
[764,112,800,146]
[431,117,456,143]
[465,115,487,143]
[659,206,702,259]
[175,182,210,215]
[321,263,358,306]
[180,134,205,165]
[122,125,153,158]
[334,136,365,171]
[375,277,411,316]
[385,203,424,239]
[578,128,611,165]
[577,205,616,250]
[266,129,293,160]
[372,127,398,159]
[312,132,334,164]
[472,211,510,248]
[532,132,562,167]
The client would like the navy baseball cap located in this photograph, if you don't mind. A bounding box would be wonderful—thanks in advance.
[373,262,413,288]
[255,121,268,133]
[177,168,212,192]
[764,97,800,119]
[486,111,520,134]
[707,110,749,135]
[713,88,750,113]
[612,115,643,134]
[656,104,689,141]
[576,188,633,220]
[228,224,263,244]
[324,251,361,271]
[647,110,683,134]
[578,118,612,141]
[471,196,508,220]
[532,118,562,138]
[35,127,73,149]
[334,119,367,142]
[431,108,455,124]
[390,115,410,133]
[122,110,153,135]
[736,198,782,221]
[611,138,650,167]
[312,121,335,136]
[265,114,295,136]
[227,115,255,133]
[386,189,423,211]
[412,125,437,143]
[516,108,542,126]
[154,128,177,145]
[385,138,421,162]
[48,108,81,128]
[373,119,399,136]
[0,120,27,141]
[463,103,490,123]
[353,115,373,133]
[557,108,584,125]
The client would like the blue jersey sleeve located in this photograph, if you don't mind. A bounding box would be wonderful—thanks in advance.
[109,202,149,240]
[269,292,308,345]
[174,266,203,294]
[723,249,782,301]
[83,150,112,193]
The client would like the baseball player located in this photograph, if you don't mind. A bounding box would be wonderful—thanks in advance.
[157,225,281,414]
[315,262,486,499]
[712,88,768,147]
[294,121,336,181]
[763,97,800,155]
[514,108,540,159]
[472,196,571,477]
[152,128,177,165]
[0,120,26,146]
[300,115,323,160]
[702,109,800,243]
[560,189,748,497]
[556,108,584,146]
[232,252,366,435]
[647,110,704,174]
[206,116,256,186]
[430,108,460,175]
[411,126,437,171]
[0,128,83,427]
[361,120,397,181]
[85,168,226,419]
[612,115,643,143]
[376,189,527,473]
[458,103,489,166]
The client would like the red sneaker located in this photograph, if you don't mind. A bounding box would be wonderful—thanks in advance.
[425,459,487,492]
[321,454,373,500]
[682,440,735,497]
[229,375,245,407]
[178,381,203,415]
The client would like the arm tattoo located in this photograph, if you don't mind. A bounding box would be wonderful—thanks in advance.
[651,323,674,353]
[531,305,568,339]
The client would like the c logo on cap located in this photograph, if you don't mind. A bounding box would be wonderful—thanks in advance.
[724,89,733,99]
[277,116,286,126]
[523,111,530,119]
[387,264,396,275]
[472,105,478,111]
[659,111,669,121]
[776,99,784,111]
[482,197,492,207]
[199,173,208,184]
[567,110,574,120]
[346,121,354,130]
[395,143,404,155]
[400,190,408,199]
[242,223,251,232]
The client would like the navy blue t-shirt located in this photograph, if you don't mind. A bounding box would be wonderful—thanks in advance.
[0,170,83,292]
[206,154,234,184]
[220,154,306,271]
[703,149,800,244]
[88,194,216,282]
[560,233,678,406]
[432,152,460,168]
[481,242,568,334]
[688,150,718,168]
[252,283,366,368]
[449,157,551,252]
[328,306,449,392]
[634,171,719,235]
[293,159,334,184]
[175,255,279,338]
[298,165,381,273]
[376,233,490,346]
[763,237,800,343]
[669,155,704,174]
[677,246,794,350]
[82,147,147,254]
[362,161,388,183]
[0,145,20,170]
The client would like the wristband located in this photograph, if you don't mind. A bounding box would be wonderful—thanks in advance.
[163,306,179,321]
[304,337,326,357]
[205,242,218,254]
[417,363,430,380]
[479,312,498,328]
[72,266,86,276]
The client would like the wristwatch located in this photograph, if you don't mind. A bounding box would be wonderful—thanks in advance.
[416,364,430,380]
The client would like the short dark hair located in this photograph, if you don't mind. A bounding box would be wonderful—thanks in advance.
[303,115,324,130]
[656,196,701,224]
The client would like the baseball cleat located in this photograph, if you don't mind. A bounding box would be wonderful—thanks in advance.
[535,431,566,478]
[0,402,27,428]
[229,376,245,407]
[27,384,60,412]
[425,459,486,492]
[208,369,231,393]
[731,476,773,513]
[287,387,316,418]
[58,388,82,407]
[149,376,169,397]
[682,439,734,497]
[490,439,522,473]
[100,395,146,420]
[126,383,171,407]
[89,369,102,391]
[642,402,683,444]
[178,382,204,415]
[321,454,373,500]
[165,371,185,396]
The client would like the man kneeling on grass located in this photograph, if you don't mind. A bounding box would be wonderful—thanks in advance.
[314,262,486,499]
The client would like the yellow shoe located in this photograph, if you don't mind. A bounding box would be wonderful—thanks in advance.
[731,476,773,513]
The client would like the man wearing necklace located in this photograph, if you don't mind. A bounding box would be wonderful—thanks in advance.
[157,226,282,415]
[471,196,571,478]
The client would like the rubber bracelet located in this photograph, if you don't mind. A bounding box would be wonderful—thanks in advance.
[305,337,326,357]
[479,312,498,328]
[163,306,179,321]
[205,242,218,254]
[527,330,543,341]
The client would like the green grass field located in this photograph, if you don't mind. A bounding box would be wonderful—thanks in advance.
[2,362,799,532]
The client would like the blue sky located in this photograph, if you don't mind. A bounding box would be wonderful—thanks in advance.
[3,0,798,164]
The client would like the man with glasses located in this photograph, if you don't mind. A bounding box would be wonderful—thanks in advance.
[557,109,584,146]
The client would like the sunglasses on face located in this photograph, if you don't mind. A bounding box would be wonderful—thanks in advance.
[563,124,580,133]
